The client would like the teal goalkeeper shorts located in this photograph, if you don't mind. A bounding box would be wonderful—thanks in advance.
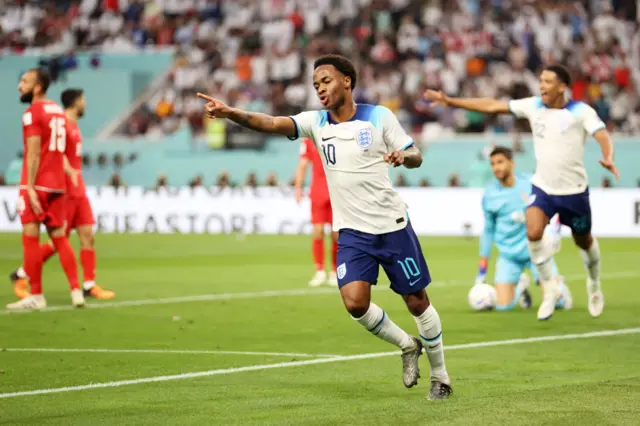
[494,256,559,284]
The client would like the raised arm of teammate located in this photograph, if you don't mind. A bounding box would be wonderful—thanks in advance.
[593,129,619,179]
[197,93,297,138]
[423,90,510,114]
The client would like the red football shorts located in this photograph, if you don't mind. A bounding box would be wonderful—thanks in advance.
[310,197,332,225]
[18,190,66,228]
[66,194,95,233]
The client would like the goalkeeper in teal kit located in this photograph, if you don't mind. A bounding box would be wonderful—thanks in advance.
[475,146,572,312]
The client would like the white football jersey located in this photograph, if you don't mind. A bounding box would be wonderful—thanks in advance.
[508,96,606,195]
[290,104,414,234]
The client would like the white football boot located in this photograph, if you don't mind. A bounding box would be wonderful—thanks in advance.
[6,294,47,310]
[71,288,85,308]
[308,270,328,287]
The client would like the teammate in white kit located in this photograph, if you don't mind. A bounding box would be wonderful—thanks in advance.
[198,54,452,400]
[424,65,619,320]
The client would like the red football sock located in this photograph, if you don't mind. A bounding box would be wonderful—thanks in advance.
[80,248,96,283]
[39,242,56,263]
[331,239,338,271]
[51,236,80,291]
[312,238,324,270]
[23,234,43,295]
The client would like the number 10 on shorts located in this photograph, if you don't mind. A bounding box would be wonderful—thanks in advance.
[397,257,420,281]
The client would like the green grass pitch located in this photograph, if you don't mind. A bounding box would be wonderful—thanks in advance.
[0,233,639,425]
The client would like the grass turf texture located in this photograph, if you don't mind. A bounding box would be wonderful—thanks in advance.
[0,233,639,425]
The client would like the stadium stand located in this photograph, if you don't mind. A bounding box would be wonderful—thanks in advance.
[2,0,639,188]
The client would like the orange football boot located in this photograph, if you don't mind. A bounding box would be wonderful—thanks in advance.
[84,285,116,300]
[10,270,30,299]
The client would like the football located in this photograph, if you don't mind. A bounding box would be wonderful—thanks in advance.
[468,283,497,311]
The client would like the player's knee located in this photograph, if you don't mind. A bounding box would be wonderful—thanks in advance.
[79,234,94,249]
[343,298,369,318]
[312,224,324,239]
[526,226,545,241]
[402,291,430,316]
[48,226,66,239]
[572,232,592,250]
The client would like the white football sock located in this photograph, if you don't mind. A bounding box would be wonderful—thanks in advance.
[83,281,96,291]
[414,304,449,382]
[579,238,601,287]
[353,302,415,351]
[528,238,555,283]
[17,267,27,279]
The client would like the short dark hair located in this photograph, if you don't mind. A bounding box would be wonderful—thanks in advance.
[61,88,84,109]
[544,64,571,86]
[489,146,513,160]
[29,68,51,94]
[313,54,357,90]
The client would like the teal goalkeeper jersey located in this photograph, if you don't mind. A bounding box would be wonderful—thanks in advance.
[480,173,532,262]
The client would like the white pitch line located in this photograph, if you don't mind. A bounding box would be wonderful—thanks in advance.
[1,348,338,358]
[1,327,638,399]
[1,270,638,316]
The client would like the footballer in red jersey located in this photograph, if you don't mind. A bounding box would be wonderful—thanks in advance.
[10,89,115,302]
[7,69,84,310]
[294,138,338,287]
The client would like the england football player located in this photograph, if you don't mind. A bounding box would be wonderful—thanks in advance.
[477,146,572,312]
[197,54,452,400]
[424,64,618,320]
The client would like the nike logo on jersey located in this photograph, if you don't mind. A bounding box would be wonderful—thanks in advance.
[321,136,336,141]
[409,278,421,286]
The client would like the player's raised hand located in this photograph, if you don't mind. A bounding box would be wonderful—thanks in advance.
[26,188,43,216]
[423,89,450,107]
[196,93,232,119]
[384,150,405,167]
[599,157,620,180]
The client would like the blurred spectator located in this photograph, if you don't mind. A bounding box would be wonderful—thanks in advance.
[395,174,408,187]
[601,177,612,188]
[265,172,278,187]
[155,173,168,190]
[113,153,124,169]
[245,172,258,189]
[217,170,231,189]
[448,173,462,187]
[97,153,107,168]
[107,173,126,189]
[189,174,203,188]
[0,173,5,186]
[418,178,431,188]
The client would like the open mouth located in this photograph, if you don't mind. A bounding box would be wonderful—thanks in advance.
[319,96,328,106]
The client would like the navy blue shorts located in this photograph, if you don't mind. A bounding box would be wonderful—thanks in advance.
[530,185,592,235]
[336,222,431,295]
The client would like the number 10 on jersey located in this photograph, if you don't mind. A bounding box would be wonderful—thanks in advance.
[322,143,336,165]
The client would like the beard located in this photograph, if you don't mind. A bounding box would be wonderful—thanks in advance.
[20,91,34,104]
[77,108,85,118]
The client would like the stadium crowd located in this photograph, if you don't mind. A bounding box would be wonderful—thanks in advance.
[2,0,639,140]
